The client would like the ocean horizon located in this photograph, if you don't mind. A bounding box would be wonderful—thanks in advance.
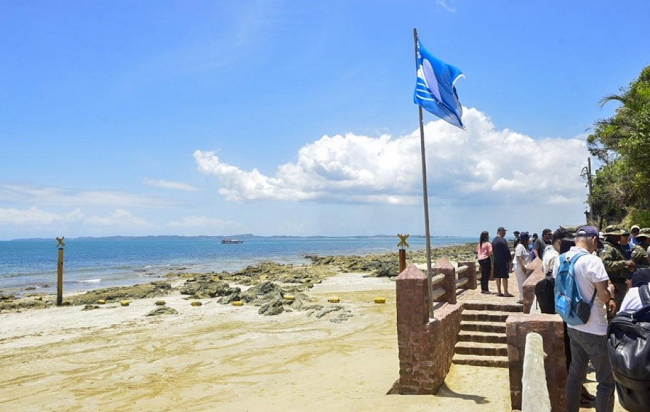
[0,235,475,295]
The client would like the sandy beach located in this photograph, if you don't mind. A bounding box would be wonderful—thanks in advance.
[0,270,517,412]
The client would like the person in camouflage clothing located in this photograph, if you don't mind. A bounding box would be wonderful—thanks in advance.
[599,225,636,307]
[632,228,650,266]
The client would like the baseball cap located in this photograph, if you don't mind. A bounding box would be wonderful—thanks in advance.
[631,268,650,288]
[575,225,599,238]
[497,227,507,232]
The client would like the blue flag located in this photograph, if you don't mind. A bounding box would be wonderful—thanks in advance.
[414,40,465,129]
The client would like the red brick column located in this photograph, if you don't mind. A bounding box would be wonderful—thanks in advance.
[458,260,477,290]
[506,314,567,411]
[434,257,456,304]
[522,258,543,313]
[390,264,463,395]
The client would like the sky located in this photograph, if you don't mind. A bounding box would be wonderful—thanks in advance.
[1,0,649,240]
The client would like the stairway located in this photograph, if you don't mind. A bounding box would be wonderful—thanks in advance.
[452,301,522,368]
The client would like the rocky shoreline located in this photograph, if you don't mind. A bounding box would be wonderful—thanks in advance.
[0,242,477,315]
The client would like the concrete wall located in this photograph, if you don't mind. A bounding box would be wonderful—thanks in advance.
[506,314,567,411]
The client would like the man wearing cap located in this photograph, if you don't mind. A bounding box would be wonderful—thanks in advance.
[619,268,650,313]
[632,228,650,266]
[554,225,616,412]
[630,225,641,246]
[492,227,513,297]
[599,225,636,306]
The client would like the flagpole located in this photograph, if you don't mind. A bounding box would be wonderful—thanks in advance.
[413,28,434,318]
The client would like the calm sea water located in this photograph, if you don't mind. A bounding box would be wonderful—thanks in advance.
[0,236,474,295]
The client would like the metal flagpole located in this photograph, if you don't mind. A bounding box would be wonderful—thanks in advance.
[413,28,434,318]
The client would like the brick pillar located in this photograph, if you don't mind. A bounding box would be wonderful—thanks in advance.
[394,264,432,393]
[522,258,543,314]
[434,257,456,304]
[458,260,477,290]
[390,264,464,395]
[506,314,567,411]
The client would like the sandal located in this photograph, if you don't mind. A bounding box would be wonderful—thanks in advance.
[503,293,514,297]
[581,386,595,401]
[497,293,504,297]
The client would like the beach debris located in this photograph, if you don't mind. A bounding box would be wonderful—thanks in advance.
[82,304,100,311]
[146,306,178,316]
[97,299,106,304]
[232,301,244,306]
[120,300,130,306]
[61,301,71,306]
[191,301,203,307]
[283,294,295,301]
[155,300,166,306]
[373,297,386,304]
[328,297,341,303]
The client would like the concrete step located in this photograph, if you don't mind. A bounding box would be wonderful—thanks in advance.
[452,354,509,368]
[461,310,514,323]
[457,330,507,344]
[463,301,523,313]
[454,341,508,357]
[459,320,506,334]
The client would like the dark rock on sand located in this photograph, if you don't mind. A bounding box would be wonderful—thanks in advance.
[179,275,241,299]
[68,281,172,306]
[146,306,179,316]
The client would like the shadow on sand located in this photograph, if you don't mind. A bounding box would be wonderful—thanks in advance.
[436,382,489,404]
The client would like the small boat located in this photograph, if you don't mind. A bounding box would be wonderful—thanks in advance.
[221,238,244,244]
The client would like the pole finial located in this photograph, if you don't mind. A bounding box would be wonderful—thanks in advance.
[56,236,65,248]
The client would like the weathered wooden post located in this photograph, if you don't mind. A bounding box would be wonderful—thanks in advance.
[397,234,409,273]
[56,236,65,306]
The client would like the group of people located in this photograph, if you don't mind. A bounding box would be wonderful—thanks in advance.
[476,224,650,411]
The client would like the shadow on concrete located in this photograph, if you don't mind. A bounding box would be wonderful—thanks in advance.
[436,382,490,404]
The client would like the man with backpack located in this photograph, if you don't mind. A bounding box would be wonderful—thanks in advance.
[553,225,616,412]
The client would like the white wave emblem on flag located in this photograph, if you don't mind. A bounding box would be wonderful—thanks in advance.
[417,58,442,103]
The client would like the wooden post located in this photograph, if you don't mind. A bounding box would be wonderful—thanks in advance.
[397,234,410,273]
[399,250,407,272]
[56,236,65,306]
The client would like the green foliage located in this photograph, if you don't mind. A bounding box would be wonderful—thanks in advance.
[623,208,650,229]
[587,65,650,226]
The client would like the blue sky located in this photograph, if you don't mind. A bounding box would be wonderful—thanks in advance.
[1,1,649,240]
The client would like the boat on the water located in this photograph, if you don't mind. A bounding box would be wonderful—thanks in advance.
[221,238,244,244]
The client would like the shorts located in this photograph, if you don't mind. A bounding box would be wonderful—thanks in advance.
[493,261,509,279]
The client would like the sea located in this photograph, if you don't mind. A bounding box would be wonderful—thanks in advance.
[0,235,474,295]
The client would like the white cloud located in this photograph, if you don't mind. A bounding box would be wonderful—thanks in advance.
[0,207,148,232]
[82,209,148,227]
[436,0,457,13]
[142,178,199,192]
[167,215,229,228]
[0,185,178,208]
[195,107,590,208]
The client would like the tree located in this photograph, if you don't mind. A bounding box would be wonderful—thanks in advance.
[587,66,650,227]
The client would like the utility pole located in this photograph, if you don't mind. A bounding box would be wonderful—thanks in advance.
[581,158,594,224]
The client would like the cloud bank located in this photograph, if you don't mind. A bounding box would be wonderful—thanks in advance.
[195,108,589,208]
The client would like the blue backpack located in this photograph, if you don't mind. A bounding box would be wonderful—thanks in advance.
[554,252,597,325]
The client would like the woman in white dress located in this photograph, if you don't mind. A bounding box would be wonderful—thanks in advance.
[513,231,532,304]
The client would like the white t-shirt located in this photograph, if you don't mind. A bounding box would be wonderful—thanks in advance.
[543,247,559,276]
[619,287,644,312]
[512,243,530,274]
[552,246,609,336]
